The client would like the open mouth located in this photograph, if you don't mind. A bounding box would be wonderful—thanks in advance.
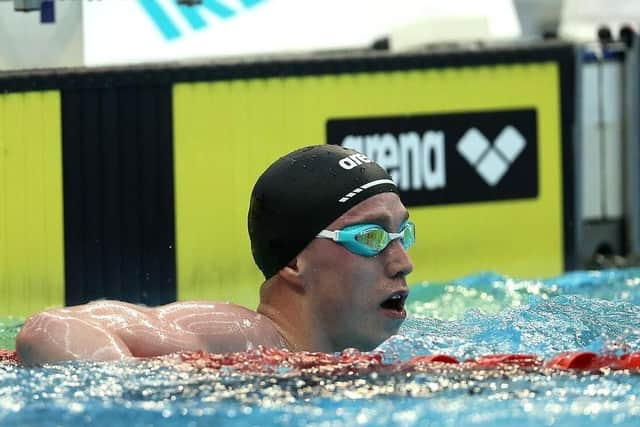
[380,292,408,316]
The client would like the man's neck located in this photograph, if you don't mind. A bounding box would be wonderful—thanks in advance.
[257,279,336,353]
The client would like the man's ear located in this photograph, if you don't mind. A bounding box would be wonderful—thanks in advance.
[277,257,305,291]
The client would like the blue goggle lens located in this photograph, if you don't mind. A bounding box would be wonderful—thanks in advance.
[344,221,415,256]
[355,228,389,251]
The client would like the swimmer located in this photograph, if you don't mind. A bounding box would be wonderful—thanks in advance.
[16,145,414,364]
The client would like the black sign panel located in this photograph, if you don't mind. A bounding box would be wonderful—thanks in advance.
[327,109,538,207]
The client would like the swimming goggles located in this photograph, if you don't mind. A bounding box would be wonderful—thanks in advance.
[316,221,415,257]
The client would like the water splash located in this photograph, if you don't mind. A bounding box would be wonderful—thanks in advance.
[387,268,640,362]
[380,295,640,363]
[406,268,640,320]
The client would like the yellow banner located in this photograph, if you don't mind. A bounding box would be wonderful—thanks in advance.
[0,91,65,316]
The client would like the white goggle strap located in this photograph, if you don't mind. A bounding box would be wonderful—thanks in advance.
[316,230,339,241]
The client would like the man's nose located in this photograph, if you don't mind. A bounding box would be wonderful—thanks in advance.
[384,239,414,278]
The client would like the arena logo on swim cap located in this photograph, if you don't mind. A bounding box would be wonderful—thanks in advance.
[338,153,373,170]
[326,109,538,207]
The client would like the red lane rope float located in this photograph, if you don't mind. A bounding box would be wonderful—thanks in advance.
[0,349,17,363]
[545,352,640,370]
[466,354,543,368]
[180,348,385,376]
[1,348,639,372]
[178,348,640,375]
[406,354,460,365]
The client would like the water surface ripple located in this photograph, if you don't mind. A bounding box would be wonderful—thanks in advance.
[1,268,639,426]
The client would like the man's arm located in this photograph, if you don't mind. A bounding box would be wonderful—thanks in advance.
[16,309,134,364]
[16,300,286,365]
[15,301,188,365]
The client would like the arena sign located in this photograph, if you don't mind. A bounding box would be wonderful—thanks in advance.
[327,109,538,206]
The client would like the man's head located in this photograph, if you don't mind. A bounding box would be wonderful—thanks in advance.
[248,145,413,351]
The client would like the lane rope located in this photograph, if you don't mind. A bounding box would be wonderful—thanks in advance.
[3,348,639,372]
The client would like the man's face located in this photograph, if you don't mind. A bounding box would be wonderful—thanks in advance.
[297,192,413,352]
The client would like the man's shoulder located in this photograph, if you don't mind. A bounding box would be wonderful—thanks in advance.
[157,301,286,351]
[159,300,259,316]
[156,301,277,329]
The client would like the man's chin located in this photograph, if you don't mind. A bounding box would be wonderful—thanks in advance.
[382,319,405,340]
[369,327,404,351]
[344,314,405,352]
[346,332,393,353]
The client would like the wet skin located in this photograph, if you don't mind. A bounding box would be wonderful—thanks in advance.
[15,193,413,364]
[16,301,286,364]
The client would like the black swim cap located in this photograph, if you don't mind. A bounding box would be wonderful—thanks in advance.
[248,145,398,279]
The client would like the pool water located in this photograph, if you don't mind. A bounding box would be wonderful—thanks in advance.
[1,269,640,426]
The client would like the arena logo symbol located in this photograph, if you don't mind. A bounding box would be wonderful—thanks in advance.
[456,126,527,187]
[138,0,268,41]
